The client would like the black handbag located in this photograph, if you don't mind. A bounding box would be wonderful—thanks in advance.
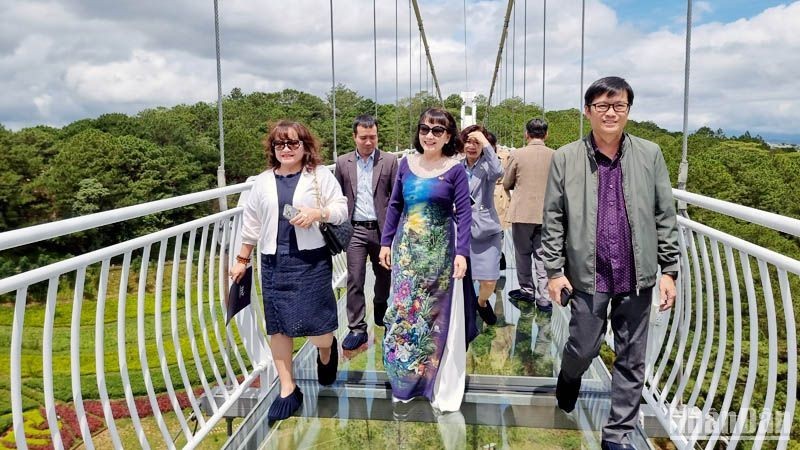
[313,171,353,255]
[319,221,354,255]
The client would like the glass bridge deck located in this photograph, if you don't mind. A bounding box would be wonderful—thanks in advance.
[223,241,663,449]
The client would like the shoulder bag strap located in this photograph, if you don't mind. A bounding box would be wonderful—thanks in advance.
[311,169,323,209]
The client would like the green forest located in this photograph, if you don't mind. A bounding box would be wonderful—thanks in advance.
[1,85,799,278]
[0,87,798,446]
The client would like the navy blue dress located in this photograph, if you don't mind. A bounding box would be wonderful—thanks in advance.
[261,171,338,337]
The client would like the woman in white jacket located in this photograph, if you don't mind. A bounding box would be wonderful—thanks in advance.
[230,120,348,423]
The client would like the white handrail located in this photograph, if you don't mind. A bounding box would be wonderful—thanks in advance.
[42,278,64,450]
[0,208,241,295]
[170,233,208,430]
[11,288,29,450]
[70,268,94,449]
[0,183,252,251]
[136,243,175,448]
[645,211,798,449]
[94,258,122,448]
[673,189,800,237]
[154,239,192,439]
[117,251,152,449]
[3,178,796,449]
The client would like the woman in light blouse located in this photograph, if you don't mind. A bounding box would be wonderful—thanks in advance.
[230,120,347,423]
[459,124,503,325]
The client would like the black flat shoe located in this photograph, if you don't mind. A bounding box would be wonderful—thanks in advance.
[508,289,535,303]
[267,385,303,424]
[477,302,497,325]
[317,337,339,386]
[601,440,636,450]
[556,371,581,413]
[342,331,367,350]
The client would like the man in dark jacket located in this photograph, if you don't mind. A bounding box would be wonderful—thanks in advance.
[335,115,398,350]
[541,76,679,450]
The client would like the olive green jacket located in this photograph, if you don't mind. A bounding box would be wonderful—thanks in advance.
[541,133,680,294]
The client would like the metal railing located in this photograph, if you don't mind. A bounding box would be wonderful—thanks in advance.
[0,183,267,449]
[0,163,352,449]
[642,189,799,449]
[1,180,797,448]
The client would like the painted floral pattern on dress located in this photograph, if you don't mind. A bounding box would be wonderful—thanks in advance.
[384,199,453,383]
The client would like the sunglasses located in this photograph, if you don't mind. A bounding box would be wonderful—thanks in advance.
[418,124,447,138]
[272,139,302,151]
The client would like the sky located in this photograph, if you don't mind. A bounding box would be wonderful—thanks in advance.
[1,0,799,143]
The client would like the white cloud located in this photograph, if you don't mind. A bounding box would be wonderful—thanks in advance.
[33,94,53,117]
[65,50,213,104]
[0,0,798,141]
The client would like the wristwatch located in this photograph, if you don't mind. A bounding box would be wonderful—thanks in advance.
[662,271,678,281]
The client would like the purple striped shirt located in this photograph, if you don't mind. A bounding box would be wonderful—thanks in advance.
[594,141,635,295]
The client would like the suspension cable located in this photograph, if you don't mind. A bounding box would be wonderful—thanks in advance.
[511,2,516,99]
[329,0,338,160]
[504,33,509,104]
[426,50,429,93]
[541,0,546,117]
[373,0,378,118]
[410,0,443,103]
[579,0,585,138]
[213,0,227,210]
[395,0,399,151]
[463,0,469,90]
[408,0,413,145]
[523,0,527,107]
[486,0,515,109]
[677,0,693,215]
[512,2,517,146]
[504,23,510,145]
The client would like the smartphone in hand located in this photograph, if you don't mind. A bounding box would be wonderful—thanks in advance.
[560,287,573,307]
[282,204,300,220]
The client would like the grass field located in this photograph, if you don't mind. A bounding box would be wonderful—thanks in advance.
[0,260,261,448]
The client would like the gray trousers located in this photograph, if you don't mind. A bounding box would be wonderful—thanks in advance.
[511,223,550,306]
[560,288,652,445]
[346,224,390,333]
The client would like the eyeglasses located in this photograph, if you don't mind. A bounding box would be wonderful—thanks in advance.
[590,102,630,113]
[418,124,447,137]
[272,139,302,150]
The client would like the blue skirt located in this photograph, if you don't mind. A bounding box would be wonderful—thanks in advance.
[260,247,338,337]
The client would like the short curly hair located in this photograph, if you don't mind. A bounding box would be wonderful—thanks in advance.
[262,120,322,172]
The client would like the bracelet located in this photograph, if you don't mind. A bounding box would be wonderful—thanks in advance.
[236,255,251,264]
[320,207,329,222]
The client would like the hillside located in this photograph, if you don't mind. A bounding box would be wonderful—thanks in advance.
[1,87,799,277]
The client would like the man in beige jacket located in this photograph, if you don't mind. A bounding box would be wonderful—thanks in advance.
[494,145,512,230]
[502,118,555,312]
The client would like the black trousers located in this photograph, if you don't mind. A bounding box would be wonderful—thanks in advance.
[345,224,390,332]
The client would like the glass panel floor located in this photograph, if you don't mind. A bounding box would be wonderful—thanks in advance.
[226,241,660,449]
[236,380,611,449]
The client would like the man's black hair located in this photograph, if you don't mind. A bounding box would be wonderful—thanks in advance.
[525,118,548,139]
[352,114,379,134]
[584,76,634,107]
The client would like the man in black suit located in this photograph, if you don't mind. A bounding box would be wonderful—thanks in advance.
[334,115,399,350]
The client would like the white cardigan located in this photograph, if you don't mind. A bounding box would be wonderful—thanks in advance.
[240,165,348,254]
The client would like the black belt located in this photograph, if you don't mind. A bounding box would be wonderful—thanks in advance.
[352,220,379,230]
